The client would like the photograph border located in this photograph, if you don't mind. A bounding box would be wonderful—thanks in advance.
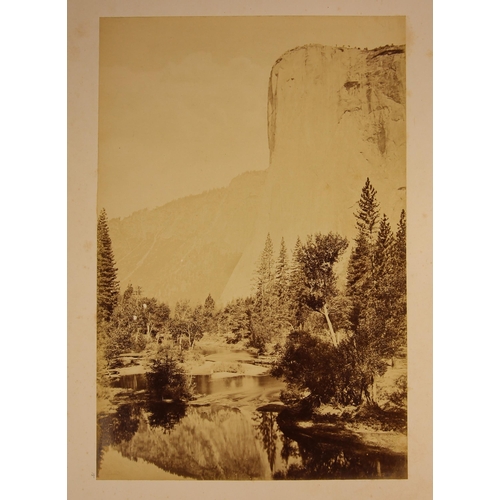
[68,1,432,498]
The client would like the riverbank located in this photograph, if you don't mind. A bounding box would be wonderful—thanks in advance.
[106,337,273,379]
[271,358,408,457]
[97,337,276,414]
[97,339,407,479]
[99,339,407,460]
[276,407,407,456]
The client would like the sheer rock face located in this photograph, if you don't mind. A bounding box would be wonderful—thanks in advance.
[220,45,406,302]
[109,44,406,305]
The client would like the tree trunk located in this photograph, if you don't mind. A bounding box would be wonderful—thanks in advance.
[321,304,338,346]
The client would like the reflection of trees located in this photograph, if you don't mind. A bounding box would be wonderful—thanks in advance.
[280,434,299,465]
[97,403,143,475]
[273,430,406,479]
[117,406,268,479]
[144,401,186,433]
[99,403,142,445]
[253,411,278,472]
[96,400,188,476]
[96,401,407,480]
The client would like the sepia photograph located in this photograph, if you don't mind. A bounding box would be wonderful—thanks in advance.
[96,16,409,480]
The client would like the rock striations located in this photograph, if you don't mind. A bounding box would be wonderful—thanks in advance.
[108,44,406,305]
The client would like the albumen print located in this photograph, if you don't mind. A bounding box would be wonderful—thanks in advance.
[96,16,409,480]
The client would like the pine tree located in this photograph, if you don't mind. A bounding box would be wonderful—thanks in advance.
[275,237,289,300]
[203,293,216,333]
[355,178,380,240]
[288,237,304,328]
[97,208,119,324]
[252,233,281,347]
[394,209,406,283]
[346,178,380,327]
[373,214,395,280]
[204,293,216,313]
[254,233,275,316]
[387,209,407,357]
[274,237,291,329]
[369,213,396,356]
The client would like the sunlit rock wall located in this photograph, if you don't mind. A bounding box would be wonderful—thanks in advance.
[221,45,406,302]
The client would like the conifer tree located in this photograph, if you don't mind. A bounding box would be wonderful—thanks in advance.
[355,177,380,240]
[373,213,395,280]
[368,213,396,355]
[275,237,289,300]
[204,293,216,313]
[252,233,281,347]
[288,237,307,328]
[97,208,119,324]
[387,209,407,356]
[254,233,275,315]
[274,237,291,328]
[203,293,216,333]
[346,178,380,327]
[394,209,406,284]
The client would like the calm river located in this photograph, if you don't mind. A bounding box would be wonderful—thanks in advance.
[97,372,406,480]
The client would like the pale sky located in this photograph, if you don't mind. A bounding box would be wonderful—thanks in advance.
[98,16,405,219]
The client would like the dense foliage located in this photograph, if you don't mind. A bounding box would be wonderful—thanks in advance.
[97,209,119,324]
[271,179,407,408]
[295,233,349,344]
[146,347,193,401]
[97,177,407,411]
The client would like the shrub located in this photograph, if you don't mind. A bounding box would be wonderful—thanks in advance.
[146,348,193,401]
[388,374,407,410]
[211,362,245,374]
[271,330,338,408]
[272,330,378,408]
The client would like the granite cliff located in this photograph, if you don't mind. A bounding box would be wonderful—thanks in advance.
[108,44,406,305]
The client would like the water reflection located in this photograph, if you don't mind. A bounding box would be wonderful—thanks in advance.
[109,405,269,479]
[98,403,142,448]
[144,401,187,432]
[273,425,407,480]
[99,374,407,480]
[280,433,300,465]
[253,411,279,473]
[193,374,279,397]
[111,374,148,391]
[97,399,188,475]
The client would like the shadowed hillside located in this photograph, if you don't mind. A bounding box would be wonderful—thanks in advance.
[109,170,266,304]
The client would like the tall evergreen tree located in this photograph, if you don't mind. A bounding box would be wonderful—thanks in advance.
[252,233,283,347]
[346,178,380,327]
[97,208,119,324]
[275,237,289,300]
[387,209,407,356]
[203,293,216,333]
[254,233,275,315]
[373,213,395,280]
[288,237,307,328]
[394,210,406,282]
[368,214,396,354]
[355,177,380,240]
[274,237,291,329]
[204,293,216,314]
